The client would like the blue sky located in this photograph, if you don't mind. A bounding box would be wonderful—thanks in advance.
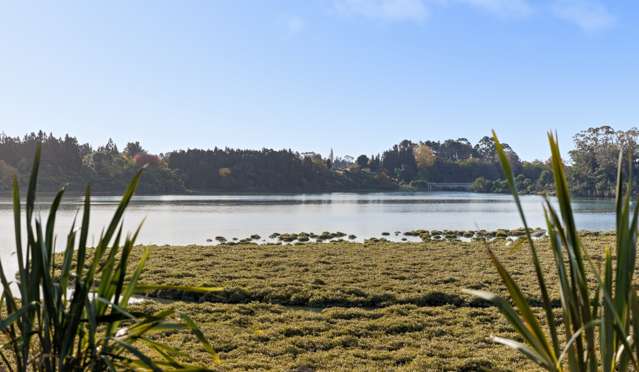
[1,0,638,161]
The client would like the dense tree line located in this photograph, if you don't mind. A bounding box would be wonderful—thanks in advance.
[165,148,395,192]
[0,126,634,196]
[0,132,184,193]
[371,136,551,194]
[369,125,637,197]
[0,131,395,194]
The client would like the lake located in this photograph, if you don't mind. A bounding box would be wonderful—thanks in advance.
[0,191,619,277]
[0,192,616,249]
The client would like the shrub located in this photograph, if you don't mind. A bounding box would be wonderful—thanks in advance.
[466,131,639,371]
[0,145,220,371]
[470,176,490,193]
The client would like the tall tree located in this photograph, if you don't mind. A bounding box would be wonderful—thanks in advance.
[569,125,639,196]
[356,154,369,168]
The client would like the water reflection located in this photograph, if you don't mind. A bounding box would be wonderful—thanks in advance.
[0,192,616,254]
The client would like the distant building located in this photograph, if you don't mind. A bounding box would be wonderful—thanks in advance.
[331,154,355,170]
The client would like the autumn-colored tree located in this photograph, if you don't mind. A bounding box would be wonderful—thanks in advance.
[413,144,435,169]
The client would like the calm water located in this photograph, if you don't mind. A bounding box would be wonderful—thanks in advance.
[0,192,616,249]
[0,191,619,276]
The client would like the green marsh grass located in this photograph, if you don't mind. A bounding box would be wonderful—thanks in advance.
[125,235,631,370]
[131,240,560,370]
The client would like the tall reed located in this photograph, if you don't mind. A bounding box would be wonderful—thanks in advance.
[0,145,220,371]
[465,132,639,371]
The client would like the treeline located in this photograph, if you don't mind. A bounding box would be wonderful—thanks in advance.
[355,136,553,194]
[0,131,394,194]
[165,148,395,192]
[0,132,185,193]
[0,126,633,196]
[368,125,635,197]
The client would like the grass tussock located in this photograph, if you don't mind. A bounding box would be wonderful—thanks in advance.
[466,131,639,371]
[0,145,219,371]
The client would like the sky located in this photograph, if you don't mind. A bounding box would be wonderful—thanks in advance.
[1,0,638,161]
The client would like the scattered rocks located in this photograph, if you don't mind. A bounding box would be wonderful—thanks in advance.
[210,228,554,245]
[279,234,297,242]
[531,230,546,238]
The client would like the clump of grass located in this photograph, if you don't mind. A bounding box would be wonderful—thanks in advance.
[466,131,639,371]
[0,145,220,371]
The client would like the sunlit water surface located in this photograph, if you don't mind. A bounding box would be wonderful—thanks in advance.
[0,192,616,274]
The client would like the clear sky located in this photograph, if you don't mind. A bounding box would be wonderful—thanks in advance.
[1,0,638,161]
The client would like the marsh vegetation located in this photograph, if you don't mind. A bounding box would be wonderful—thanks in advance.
[119,235,622,371]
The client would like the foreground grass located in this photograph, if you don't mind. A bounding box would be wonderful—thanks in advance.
[128,236,618,371]
[133,301,529,371]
